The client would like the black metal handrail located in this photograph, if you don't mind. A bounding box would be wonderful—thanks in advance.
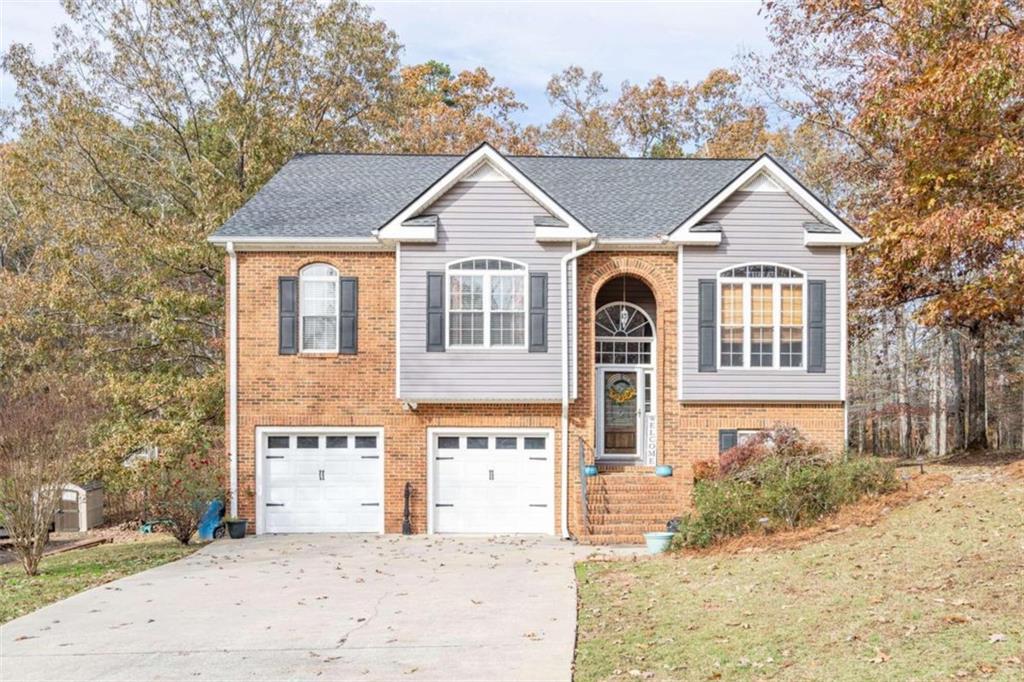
[577,436,596,536]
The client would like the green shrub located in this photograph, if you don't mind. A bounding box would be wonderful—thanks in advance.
[672,453,898,549]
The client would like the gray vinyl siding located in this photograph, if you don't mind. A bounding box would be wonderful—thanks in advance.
[399,180,569,401]
[680,191,842,401]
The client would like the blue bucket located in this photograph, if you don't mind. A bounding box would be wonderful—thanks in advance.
[644,531,674,554]
[583,464,599,477]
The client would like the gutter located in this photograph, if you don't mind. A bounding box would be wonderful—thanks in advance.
[226,241,239,517]
[560,238,596,539]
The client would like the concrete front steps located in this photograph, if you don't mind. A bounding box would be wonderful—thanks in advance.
[578,467,682,545]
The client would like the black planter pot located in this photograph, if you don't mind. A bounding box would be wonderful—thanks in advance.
[226,520,247,539]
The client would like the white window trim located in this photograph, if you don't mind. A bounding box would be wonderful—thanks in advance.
[444,257,529,349]
[299,263,340,354]
[716,262,807,370]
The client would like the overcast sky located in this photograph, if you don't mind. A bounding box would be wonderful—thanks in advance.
[1,0,771,124]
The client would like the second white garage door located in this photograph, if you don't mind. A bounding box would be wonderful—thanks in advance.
[430,430,554,534]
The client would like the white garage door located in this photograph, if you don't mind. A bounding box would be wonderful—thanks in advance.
[431,431,554,534]
[260,430,383,534]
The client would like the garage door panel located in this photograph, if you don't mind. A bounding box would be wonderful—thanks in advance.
[431,432,553,535]
[262,430,383,534]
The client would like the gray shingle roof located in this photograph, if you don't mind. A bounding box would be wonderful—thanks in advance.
[690,221,722,233]
[211,153,755,241]
[803,221,840,234]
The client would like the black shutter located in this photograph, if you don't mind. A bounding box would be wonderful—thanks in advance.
[808,280,826,373]
[278,276,298,355]
[529,272,548,353]
[339,277,357,355]
[698,279,717,372]
[426,271,445,352]
[718,429,738,453]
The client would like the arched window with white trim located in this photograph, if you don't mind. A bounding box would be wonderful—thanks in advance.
[446,258,527,348]
[300,263,339,352]
[594,302,654,365]
[718,263,805,369]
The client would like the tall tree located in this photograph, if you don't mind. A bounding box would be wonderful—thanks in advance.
[542,66,621,156]
[0,0,403,487]
[380,60,540,154]
[756,0,1024,450]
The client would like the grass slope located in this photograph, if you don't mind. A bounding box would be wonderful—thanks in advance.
[0,536,199,624]
[575,466,1024,681]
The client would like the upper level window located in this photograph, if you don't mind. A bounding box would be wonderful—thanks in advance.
[446,258,526,348]
[300,263,338,352]
[718,263,804,369]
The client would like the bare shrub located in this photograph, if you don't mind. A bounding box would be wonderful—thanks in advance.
[139,452,224,545]
[0,379,99,575]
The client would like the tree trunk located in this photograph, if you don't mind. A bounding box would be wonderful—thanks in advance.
[938,340,948,457]
[949,330,966,450]
[928,348,938,456]
[966,326,989,450]
[897,315,910,454]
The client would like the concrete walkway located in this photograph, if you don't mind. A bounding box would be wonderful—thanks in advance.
[1,534,594,681]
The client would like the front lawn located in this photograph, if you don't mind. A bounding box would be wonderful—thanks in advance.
[575,465,1024,681]
[0,536,199,623]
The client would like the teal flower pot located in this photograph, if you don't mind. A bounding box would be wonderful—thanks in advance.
[654,464,673,477]
[583,464,599,477]
[644,531,674,554]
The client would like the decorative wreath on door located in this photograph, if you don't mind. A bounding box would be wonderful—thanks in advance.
[607,378,637,404]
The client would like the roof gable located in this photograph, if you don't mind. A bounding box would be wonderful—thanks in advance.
[375,143,591,242]
[668,155,864,246]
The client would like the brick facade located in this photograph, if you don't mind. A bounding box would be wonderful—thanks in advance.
[229,249,845,538]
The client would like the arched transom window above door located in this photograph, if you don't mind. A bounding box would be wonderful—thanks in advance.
[595,302,654,365]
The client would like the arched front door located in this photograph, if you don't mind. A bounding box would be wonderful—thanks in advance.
[594,301,656,464]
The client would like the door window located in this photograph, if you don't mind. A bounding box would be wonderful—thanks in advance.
[603,371,638,455]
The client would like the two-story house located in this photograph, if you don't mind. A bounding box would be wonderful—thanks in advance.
[209,142,863,543]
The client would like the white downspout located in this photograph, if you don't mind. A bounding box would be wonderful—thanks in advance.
[560,238,596,539]
[227,241,239,517]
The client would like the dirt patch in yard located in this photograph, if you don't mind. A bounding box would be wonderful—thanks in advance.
[1003,459,1024,481]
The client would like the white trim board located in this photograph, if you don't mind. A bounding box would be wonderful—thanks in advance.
[668,155,865,247]
[376,143,592,242]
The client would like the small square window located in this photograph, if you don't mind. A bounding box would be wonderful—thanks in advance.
[467,437,488,449]
[267,436,289,449]
[296,436,319,449]
[495,437,517,450]
[438,436,460,449]
[524,437,546,450]
[355,436,377,449]
[325,436,348,448]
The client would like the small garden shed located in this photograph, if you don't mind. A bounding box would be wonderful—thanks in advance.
[54,481,105,533]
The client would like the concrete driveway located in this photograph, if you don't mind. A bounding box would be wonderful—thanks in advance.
[1,535,590,681]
